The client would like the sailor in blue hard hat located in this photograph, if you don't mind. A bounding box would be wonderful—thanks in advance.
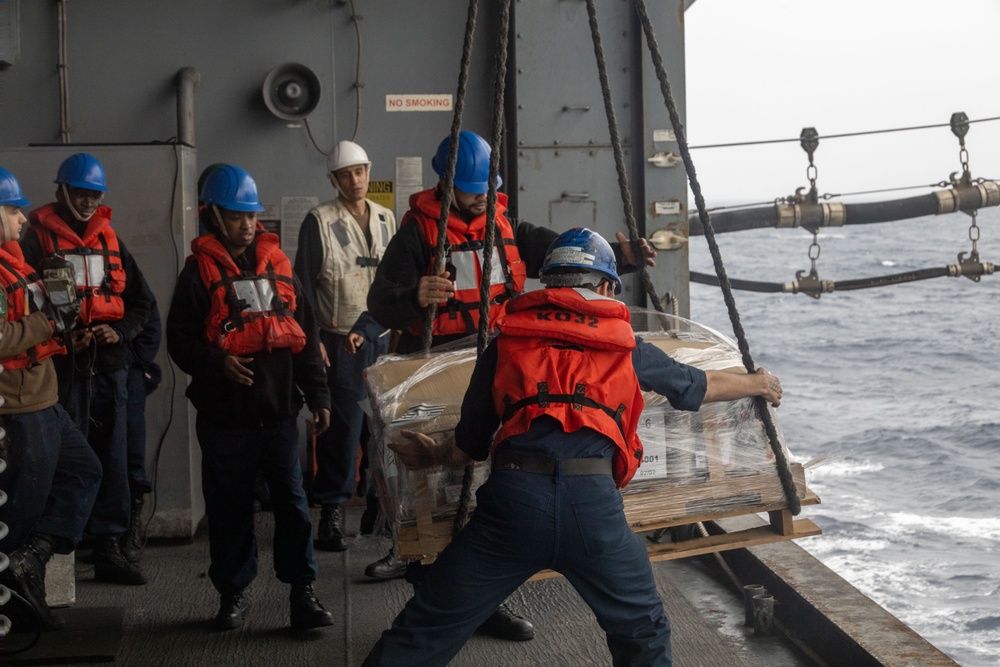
[198,163,267,252]
[53,152,108,223]
[362,226,783,666]
[0,167,103,632]
[168,164,336,632]
[0,166,31,242]
[22,152,153,588]
[430,129,498,218]
[362,131,658,640]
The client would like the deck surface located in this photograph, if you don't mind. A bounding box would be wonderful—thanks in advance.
[5,507,813,666]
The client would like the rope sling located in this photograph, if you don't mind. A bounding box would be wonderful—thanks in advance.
[433,0,801,538]
[630,0,800,514]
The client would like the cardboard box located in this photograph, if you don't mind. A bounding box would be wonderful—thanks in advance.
[364,320,804,561]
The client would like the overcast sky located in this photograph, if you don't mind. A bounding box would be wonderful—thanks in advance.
[684,0,1000,206]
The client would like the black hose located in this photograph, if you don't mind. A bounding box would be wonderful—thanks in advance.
[690,272,784,293]
[689,192,942,235]
[835,267,950,290]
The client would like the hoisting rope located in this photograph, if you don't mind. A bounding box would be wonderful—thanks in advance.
[583,0,662,313]
[422,0,479,353]
[632,0,801,515]
[453,0,512,537]
[475,0,511,359]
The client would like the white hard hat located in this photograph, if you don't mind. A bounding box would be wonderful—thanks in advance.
[327,140,371,174]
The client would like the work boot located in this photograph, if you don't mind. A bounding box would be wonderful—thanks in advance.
[477,602,535,641]
[314,505,348,552]
[289,583,334,629]
[364,549,406,580]
[121,495,145,564]
[0,533,65,631]
[214,591,247,631]
[93,535,147,585]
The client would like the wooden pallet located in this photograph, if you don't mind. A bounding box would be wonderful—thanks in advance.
[396,472,821,567]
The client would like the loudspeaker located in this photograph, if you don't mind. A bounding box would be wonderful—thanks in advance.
[262,63,321,121]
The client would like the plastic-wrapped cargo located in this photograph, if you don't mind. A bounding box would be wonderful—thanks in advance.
[363,310,807,562]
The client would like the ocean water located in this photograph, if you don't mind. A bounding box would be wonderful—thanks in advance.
[687,206,1000,667]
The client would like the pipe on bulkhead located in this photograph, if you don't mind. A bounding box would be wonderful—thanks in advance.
[57,0,70,143]
[174,67,200,147]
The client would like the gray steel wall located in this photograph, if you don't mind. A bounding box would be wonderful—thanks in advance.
[0,0,499,228]
[0,0,690,536]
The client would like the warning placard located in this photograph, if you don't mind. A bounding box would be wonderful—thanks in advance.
[386,94,453,112]
[367,180,394,212]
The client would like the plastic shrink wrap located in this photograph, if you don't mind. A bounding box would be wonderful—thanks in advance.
[363,310,808,561]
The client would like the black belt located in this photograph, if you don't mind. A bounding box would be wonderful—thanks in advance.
[493,449,613,477]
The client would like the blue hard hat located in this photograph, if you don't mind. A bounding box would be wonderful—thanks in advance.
[431,130,501,195]
[55,153,109,192]
[199,164,265,213]
[197,163,229,204]
[539,227,621,294]
[0,167,30,207]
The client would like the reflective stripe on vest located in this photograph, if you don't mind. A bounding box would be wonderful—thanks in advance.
[192,231,307,355]
[28,204,126,324]
[310,198,396,333]
[406,188,526,338]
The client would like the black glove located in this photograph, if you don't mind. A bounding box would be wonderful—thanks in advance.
[42,299,82,334]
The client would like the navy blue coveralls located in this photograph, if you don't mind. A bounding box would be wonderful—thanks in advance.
[166,237,331,597]
[362,336,707,667]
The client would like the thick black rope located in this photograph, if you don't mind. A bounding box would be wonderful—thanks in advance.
[476,0,511,358]
[454,0,512,538]
[584,0,663,313]
[423,0,479,353]
[633,0,800,515]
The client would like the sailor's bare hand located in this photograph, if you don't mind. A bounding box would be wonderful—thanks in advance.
[388,430,439,469]
[756,368,782,407]
[417,271,454,308]
[616,231,657,268]
[70,328,93,353]
[343,333,365,354]
[91,324,121,346]
[313,408,331,436]
[223,355,254,386]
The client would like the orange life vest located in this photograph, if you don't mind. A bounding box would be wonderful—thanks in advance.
[191,231,307,355]
[406,188,527,338]
[29,203,126,325]
[491,287,645,488]
[0,241,65,369]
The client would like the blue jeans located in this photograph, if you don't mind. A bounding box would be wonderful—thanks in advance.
[310,329,387,506]
[125,362,152,497]
[57,364,131,536]
[362,467,672,667]
[0,404,102,554]
[196,413,318,596]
